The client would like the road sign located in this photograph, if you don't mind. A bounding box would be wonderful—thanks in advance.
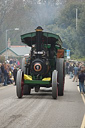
[66,49,70,59]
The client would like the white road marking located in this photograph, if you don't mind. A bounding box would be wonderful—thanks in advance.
[77,86,85,128]
[77,86,85,104]
[81,114,85,128]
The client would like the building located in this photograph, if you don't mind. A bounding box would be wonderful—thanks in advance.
[0,45,31,59]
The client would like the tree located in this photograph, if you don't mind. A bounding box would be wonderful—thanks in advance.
[77,9,85,56]
[47,2,85,57]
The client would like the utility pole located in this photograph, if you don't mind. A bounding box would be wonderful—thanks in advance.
[76,8,78,30]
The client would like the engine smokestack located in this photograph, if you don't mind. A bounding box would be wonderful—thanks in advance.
[35,26,43,52]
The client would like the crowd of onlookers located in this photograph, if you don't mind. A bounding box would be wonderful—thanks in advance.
[0,58,85,94]
[66,60,85,94]
[0,59,20,86]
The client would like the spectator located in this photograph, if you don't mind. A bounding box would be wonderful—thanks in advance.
[78,70,85,94]
[0,63,2,83]
[7,73,13,85]
[7,68,13,84]
[16,59,20,66]
[13,66,17,85]
[9,59,13,64]
[3,64,8,86]
[73,64,79,82]
[66,60,69,74]
[1,63,4,83]
[69,63,74,79]
[1,63,4,73]
[11,64,14,72]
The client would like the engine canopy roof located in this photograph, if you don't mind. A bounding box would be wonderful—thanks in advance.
[21,32,63,47]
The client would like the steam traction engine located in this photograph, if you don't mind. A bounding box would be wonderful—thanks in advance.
[16,26,66,99]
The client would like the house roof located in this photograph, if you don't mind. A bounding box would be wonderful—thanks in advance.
[10,46,31,56]
[0,45,31,56]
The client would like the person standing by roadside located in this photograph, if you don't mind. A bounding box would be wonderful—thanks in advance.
[78,70,85,94]
[1,63,4,83]
[3,64,8,86]
[69,63,74,79]
[13,66,17,85]
[0,63,2,83]
[7,67,13,84]
[66,60,69,74]
[73,64,79,82]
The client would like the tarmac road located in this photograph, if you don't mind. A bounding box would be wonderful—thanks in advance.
[0,76,85,128]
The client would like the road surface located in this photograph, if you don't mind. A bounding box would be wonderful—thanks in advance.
[0,76,85,128]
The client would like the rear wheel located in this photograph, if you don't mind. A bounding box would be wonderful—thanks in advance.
[16,69,24,98]
[56,58,65,96]
[52,70,58,99]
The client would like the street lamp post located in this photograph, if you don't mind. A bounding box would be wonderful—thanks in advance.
[5,28,19,62]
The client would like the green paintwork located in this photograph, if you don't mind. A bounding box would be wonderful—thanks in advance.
[21,32,63,47]
[43,32,62,45]
[44,44,51,48]
[24,80,51,85]
[21,32,36,39]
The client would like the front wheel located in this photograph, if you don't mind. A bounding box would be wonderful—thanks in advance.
[52,70,58,99]
[21,58,25,73]
[16,69,24,98]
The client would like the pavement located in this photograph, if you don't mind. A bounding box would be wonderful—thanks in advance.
[0,75,85,128]
[0,83,3,87]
